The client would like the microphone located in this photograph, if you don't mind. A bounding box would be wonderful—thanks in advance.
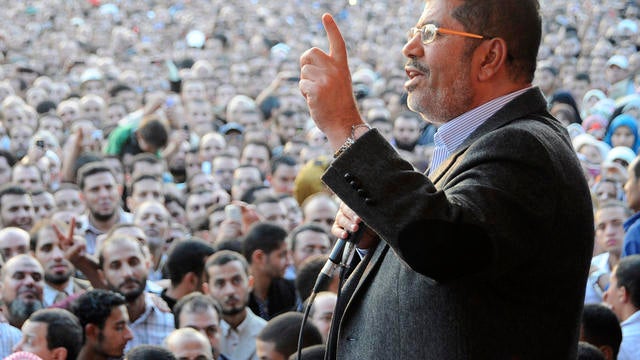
[297,226,366,360]
[312,226,365,294]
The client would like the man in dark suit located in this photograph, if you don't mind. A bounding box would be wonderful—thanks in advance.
[299,0,593,359]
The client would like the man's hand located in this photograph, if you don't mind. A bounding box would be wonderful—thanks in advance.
[333,202,379,249]
[299,13,363,151]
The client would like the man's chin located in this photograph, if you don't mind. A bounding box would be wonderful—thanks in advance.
[222,306,244,316]
[93,210,116,222]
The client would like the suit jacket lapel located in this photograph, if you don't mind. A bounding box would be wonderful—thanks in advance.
[343,242,389,315]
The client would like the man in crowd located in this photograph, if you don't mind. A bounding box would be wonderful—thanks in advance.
[133,200,171,281]
[243,223,296,320]
[165,328,214,360]
[0,227,30,261]
[98,234,174,350]
[30,219,91,307]
[288,224,331,278]
[1,254,44,328]
[580,303,622,360]
[267,156,299,196]
[126,175,164,213]
[256,312,323,360]
[301,193,338,234]
[623,155,640,256]
[72,289,134,360]
[603,255,640,360]
[0,185,35,231]
[161,240,215,309]
[13,308,83,360]
[78,162,132,255]
[203,250,266,360]
[173,292,230,360]
[585,200,628,304]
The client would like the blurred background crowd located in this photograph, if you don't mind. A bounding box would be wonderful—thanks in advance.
[0,0,640,359]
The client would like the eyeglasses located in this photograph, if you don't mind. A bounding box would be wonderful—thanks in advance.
[407,24,490,45]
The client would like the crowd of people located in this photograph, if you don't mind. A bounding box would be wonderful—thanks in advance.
[0,0,638,359]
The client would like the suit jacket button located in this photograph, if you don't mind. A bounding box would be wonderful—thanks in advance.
[364,198,375,205]
[357,189,367,197]
[346,336,356,342]
[349,180,359,189]
[344,173,354,182]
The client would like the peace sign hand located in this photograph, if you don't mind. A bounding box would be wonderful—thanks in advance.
[53,217,87,266]
[299,13,364,151]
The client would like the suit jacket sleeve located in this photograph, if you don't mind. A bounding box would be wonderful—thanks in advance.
[322,123,590,283]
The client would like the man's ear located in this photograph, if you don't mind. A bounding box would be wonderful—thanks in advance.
[247,274,255,291]
[475,37,508,82]
[251,250,265,267]
[620,286,630,304]
[51,346,68,360]
[202,280,210,295]
[85,323,99,342]
[598,345,614,360]
[185,271,199,291]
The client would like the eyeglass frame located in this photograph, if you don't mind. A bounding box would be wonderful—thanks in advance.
[407,24,491,45]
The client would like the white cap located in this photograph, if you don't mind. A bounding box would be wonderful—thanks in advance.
[607,54,629,70]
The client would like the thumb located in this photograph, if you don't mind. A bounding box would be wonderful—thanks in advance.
[322,13,348,64]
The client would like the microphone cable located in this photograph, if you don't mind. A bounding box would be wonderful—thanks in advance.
[295,227,365,359]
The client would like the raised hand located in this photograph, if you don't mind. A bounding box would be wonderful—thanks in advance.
[299,13,364,150]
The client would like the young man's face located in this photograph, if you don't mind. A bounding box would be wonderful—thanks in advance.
[595,206,626,256]
[603,268,625,321]
[179,308,221,357]
[100,239,148,302]
[82,171,120,222]
[0,194,35,231]
[263,241,290,279]
[256,339,287,360]
[293,230,331,269]
[205,261,252,316]
[269,164,298,196]
[93,305,134,358]
[54,188,86,215]
[34,226,74,287]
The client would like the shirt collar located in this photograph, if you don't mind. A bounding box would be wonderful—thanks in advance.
[131,293,157,326]
[221,307,255,336]
[44,280,75,305]
[433,87,531,155]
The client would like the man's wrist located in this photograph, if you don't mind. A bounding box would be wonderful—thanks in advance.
[333,123,372,158]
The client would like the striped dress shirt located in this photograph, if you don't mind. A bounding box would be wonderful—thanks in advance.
[429,87,532,175]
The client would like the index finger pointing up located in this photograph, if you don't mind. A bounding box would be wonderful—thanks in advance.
[322,13,348,64]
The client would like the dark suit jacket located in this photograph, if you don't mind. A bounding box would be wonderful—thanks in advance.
[322,88,593,359]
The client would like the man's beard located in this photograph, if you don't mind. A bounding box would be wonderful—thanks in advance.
[92,209,116,222]
[221,294,247,316]
[45,268,73,285]
[8,299,44,327]
[111,277,146,302]
[222,306,245,316]
[96,331,126,358]
[395,140,417,152]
